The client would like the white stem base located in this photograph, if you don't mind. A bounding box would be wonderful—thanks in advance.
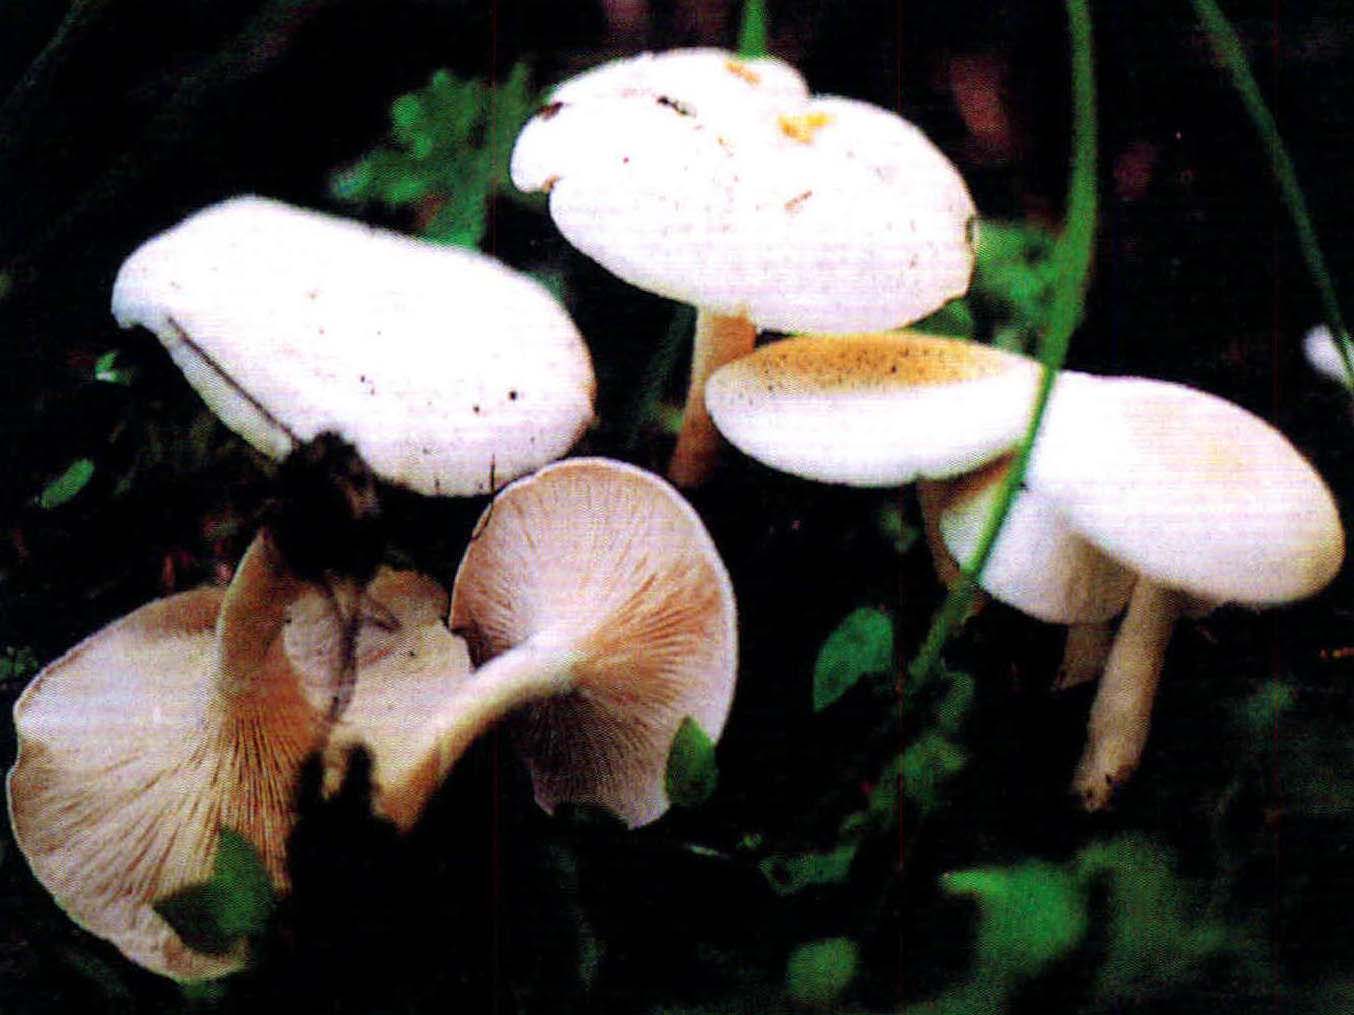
[1054,621,1114,692]
[1072,580,1182,811]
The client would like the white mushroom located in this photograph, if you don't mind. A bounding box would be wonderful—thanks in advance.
[706,331,1345,809]
[936,370,1345,808]
[112,196,596,497]
[369,457,738,830]
[512,48,976,486]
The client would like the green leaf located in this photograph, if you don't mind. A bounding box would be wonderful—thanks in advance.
[875,502,919,555]
[93,350,134,385]
[785,937,859,1007]
[331,64,540,250]
[37,458,94,508]
[665,717,718,808]
[813,607,894,712]
[1077,836,1232,1001]
[899,732,967,816]
[1232,679,1297,737]
[760,844,857,895]
[942,861,1087,984]
[152,827,275,960]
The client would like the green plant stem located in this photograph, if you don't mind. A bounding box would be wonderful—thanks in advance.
[1190,0,1354,389]
[909,0,1097,682]
[737,0,770,58]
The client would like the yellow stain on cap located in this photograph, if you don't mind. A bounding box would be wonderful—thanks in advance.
[778,110,834,143]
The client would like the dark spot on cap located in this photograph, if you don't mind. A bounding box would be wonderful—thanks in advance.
[537,101,565,120]
[472,405,481,414]
[508,390,518,401]
[657,95,694,116]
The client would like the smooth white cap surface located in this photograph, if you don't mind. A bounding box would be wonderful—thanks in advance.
[1025,371,1344,605]
[112,196,595,496]
[706,332,1040,486]
[512,49,976,333]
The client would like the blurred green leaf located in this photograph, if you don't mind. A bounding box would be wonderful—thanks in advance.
[875,502,919,555]
[37,457,94,508]
[331,63,539,249]
[666,717,718,808]
[785,937,859,1007]
[942,861,1087,983]
[899,732,967,817]
[760,844,857,895]
[1232,678,1297,737]
[1077,836,1232,1001]
[93,349,135,385]
[912,298,976,339]
[813,607,894,712]
[152,827,275,960]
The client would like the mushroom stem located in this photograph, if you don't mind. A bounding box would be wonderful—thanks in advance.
[916,479,962,587]
[215,531,304,699]
[1072,579,1183,810]
[668,310,757,488]
[1054,621,1115,692]
[378,636,581,829]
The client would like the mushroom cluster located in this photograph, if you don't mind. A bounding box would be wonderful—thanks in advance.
[8,199,737,980]
[511,47,977,485]
[706,330,1344,808]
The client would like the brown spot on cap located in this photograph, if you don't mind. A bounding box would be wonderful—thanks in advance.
[537,101,565,121]
[725,60,762,85]
[778,111,834,144]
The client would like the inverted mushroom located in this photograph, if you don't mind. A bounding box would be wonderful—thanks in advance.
[112,195,596,498]
[7,531,323,980]
[511,48,976,486]
[366,457,738,831]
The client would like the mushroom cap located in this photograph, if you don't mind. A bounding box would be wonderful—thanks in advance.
[933,456,1136,624]
[1024,371,1345,605]
[512,49,976,334]
[7,585,325,981]
[448,457,737,827]
[281,568,475,811]
[705,331,1041,486]
[112,196,595,496]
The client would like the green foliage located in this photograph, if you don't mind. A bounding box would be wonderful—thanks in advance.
[813,607,894,712]
[36,457,94,508]
[93,349,134,386]
[761,844,857,895]
[875,502,920,555]
[0,645,38,689]
[666,717,719,809]
[737,0,771,59]
[942,862,1087,984]
[331,63,539,248]
[152,827,275,962]
[1077,836,1231,1001]
[784,937,859,1007]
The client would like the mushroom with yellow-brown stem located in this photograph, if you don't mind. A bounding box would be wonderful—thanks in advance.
[361,457,738,831]
[511,48,976,487]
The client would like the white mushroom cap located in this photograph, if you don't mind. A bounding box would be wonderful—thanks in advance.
[512,49,976,333]
[932,456,1136,624]
[6,532,327,980]
[705,332,1040,486]
[440,457,738,828]
[1023,371,1344,605]
[112,196,595,497]
[550,47,809,107]
[1304,323,1353,386]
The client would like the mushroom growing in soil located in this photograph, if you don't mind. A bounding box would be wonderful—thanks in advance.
[511,48,976,486]
[706,332,1344,809]
[363,457,739,831]
[936,370,1344,808]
